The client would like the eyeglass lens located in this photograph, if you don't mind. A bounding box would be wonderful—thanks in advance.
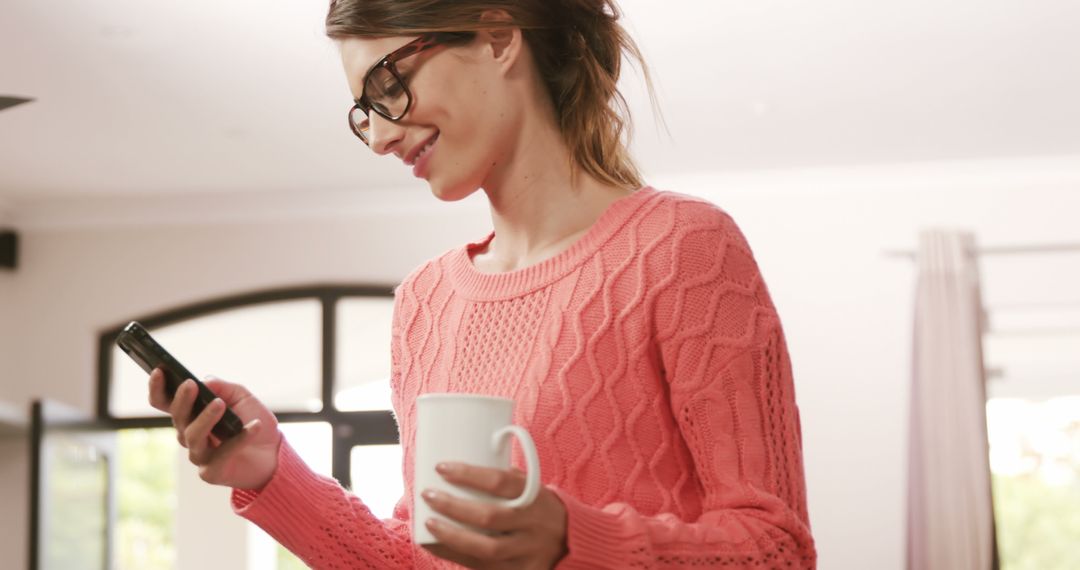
[350,66,409,143]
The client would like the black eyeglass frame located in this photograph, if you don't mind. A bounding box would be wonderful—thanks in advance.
[348,32,470,144]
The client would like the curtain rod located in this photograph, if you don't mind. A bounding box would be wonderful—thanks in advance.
[883,243,1080,259]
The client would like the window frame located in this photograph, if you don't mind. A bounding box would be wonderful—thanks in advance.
[95,284,399,487]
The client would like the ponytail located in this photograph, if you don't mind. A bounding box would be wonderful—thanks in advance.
[532,0,647,188]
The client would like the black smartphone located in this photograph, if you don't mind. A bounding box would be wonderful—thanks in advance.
[115,320,244,441]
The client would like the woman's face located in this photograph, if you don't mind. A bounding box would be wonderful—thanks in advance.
[339,35,520,202]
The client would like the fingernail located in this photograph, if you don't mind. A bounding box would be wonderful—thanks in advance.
[435,462,457,475]
[210,398,224,410]
[422,489,438,502]
[426,518,440,530]
[244,419,261,432]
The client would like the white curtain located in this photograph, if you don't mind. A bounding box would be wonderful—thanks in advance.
[906,230,997,570]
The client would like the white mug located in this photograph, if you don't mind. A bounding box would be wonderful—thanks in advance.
[412,393,541,545]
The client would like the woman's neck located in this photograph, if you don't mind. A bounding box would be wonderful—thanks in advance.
[477,161,635,275]
[475,119,635,273]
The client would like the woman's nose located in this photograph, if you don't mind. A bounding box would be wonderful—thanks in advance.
[367,113,405,156]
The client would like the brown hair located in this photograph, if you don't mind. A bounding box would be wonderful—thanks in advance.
[326,0,656,189]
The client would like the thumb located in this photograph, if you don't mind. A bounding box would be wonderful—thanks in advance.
[202,376,253,405]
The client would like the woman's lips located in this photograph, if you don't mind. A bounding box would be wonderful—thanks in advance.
[412,133,438,179]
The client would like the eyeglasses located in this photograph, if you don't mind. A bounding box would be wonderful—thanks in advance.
[348,33,465,145]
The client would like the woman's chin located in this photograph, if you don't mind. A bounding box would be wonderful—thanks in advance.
[427,178,479,203]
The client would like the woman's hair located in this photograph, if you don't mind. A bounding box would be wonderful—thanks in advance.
[326,0,655,189]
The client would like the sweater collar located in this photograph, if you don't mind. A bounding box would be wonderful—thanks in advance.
[446,186,659,301]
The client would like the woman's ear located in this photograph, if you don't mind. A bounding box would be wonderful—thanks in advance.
[476,9,523,73]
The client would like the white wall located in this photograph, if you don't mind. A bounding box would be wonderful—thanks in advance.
[0,267,29,569]
[2,154,1079,569]
[1,272,15,399]
[0,434,28,570]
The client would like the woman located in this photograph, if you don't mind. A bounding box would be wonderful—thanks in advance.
[148,0,817,568]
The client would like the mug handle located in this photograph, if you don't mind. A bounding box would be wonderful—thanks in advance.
[491,425,541,509]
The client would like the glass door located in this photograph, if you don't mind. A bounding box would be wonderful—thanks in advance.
[30,400,115,570]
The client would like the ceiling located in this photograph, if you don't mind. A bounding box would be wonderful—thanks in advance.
[1,0,1079,201]
[1,1,1077,402]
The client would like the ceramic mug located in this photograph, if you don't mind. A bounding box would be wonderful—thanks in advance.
[412,393,541,545]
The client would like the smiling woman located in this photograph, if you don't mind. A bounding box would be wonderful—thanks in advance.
[145,1,817,569]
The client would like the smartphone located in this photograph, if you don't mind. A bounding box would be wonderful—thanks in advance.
[115,320,244,441]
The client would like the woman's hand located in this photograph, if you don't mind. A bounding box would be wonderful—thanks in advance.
[421,463,568,570]
[148,368,281,490]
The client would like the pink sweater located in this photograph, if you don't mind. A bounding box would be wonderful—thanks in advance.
[232,187,816,569]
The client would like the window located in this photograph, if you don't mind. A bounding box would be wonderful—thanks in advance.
[334,297,395,412]
[109,299,324,417]
[95,285,404,570]
[984,330,1080,569]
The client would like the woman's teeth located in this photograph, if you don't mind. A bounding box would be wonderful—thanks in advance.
[417,136,437,160]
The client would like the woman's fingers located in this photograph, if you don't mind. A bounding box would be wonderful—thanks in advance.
[185,397,227,465]
[147,369,170,411]
[147,371,280,487]
[169,379,199,444]
[423,489,515,531]
[202,377,252,407]
[205,418,261,463]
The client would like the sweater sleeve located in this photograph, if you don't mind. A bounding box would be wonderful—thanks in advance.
[230,437,418,569]
[551,205,817,569]
[227,285,444,570]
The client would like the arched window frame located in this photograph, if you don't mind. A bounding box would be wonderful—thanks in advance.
[95,284,399,487]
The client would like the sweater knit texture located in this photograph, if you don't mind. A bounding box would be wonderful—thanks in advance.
[231,186,817,569]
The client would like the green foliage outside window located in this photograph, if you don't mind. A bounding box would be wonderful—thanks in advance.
[116,429,177,570]
[993,473,1080,569]
[987,396,1080,570]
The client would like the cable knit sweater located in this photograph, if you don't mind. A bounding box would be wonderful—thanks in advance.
[231,186,817,569]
